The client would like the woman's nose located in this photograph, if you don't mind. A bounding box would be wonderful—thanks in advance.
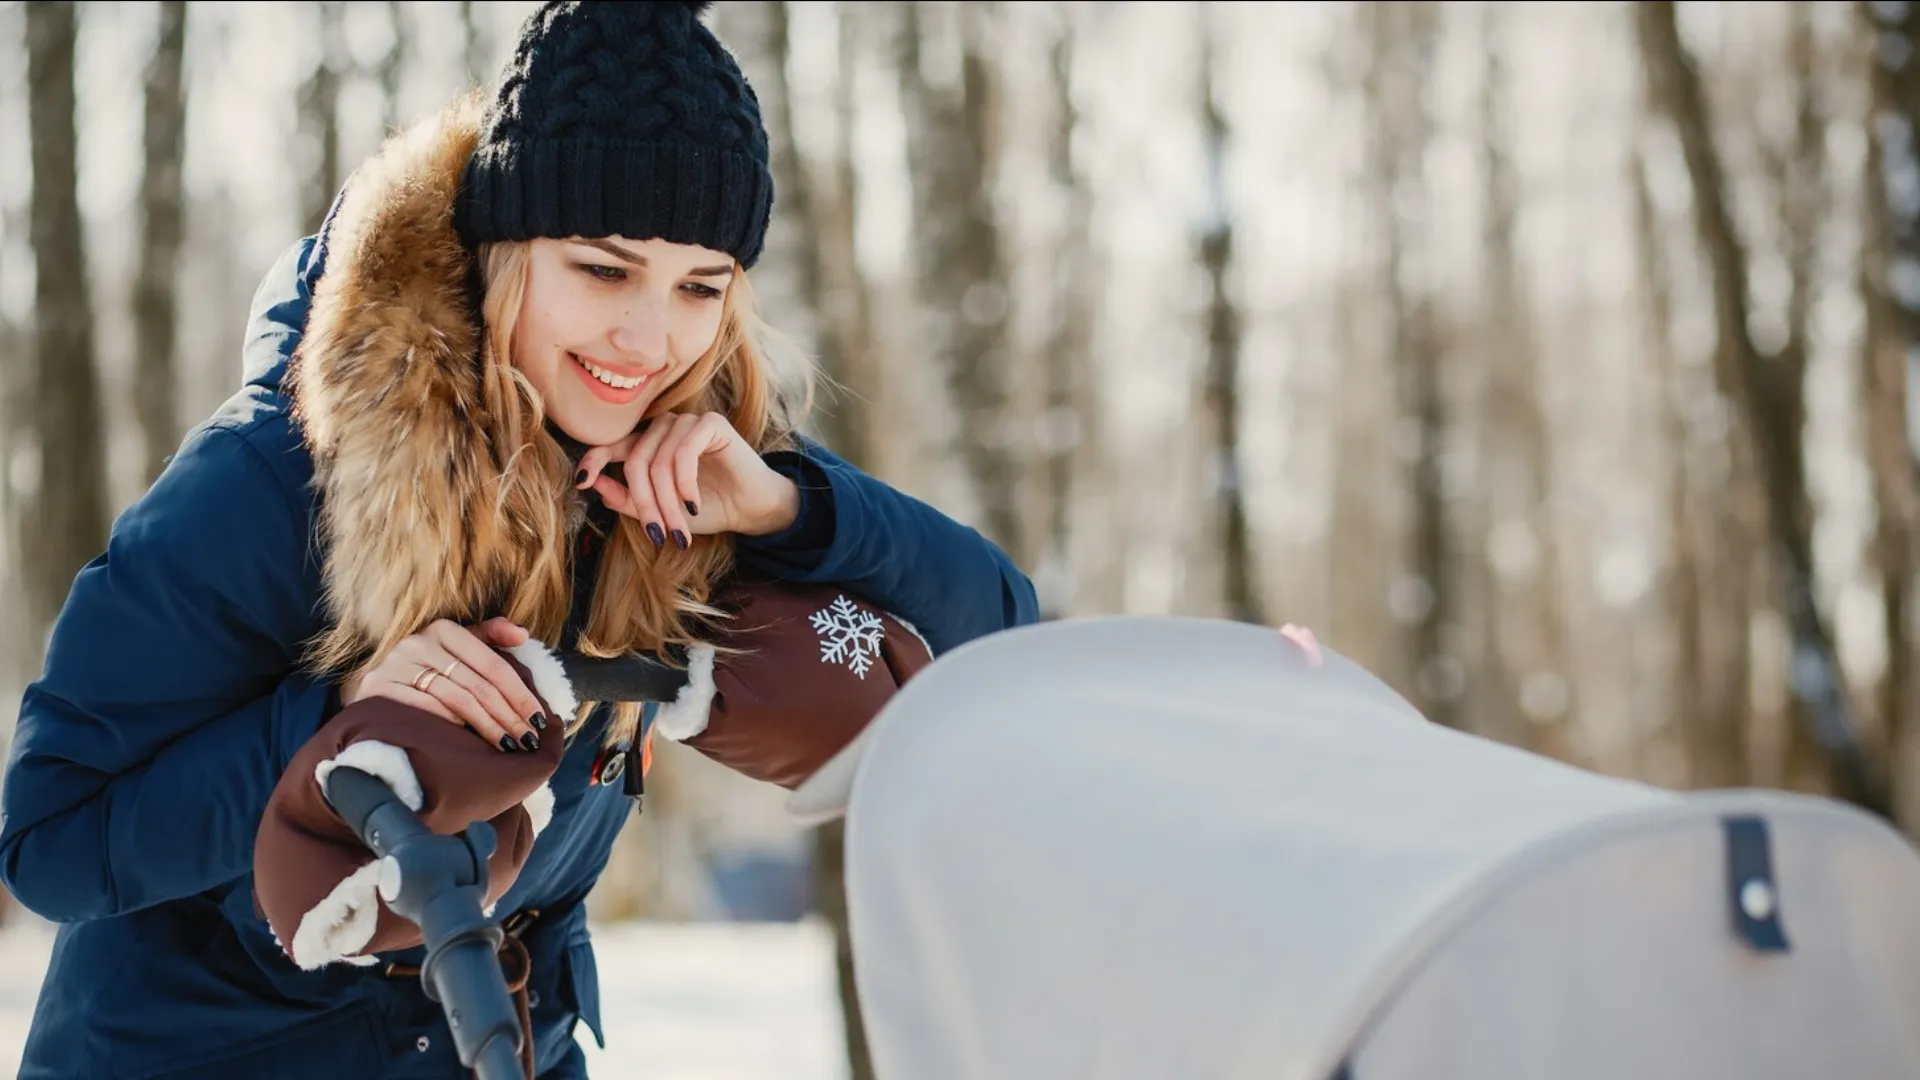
[609,307,669,368]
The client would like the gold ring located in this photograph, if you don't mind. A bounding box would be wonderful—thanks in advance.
[412,666,440,693]
[440,659,463,680]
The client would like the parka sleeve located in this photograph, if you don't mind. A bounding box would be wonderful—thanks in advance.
[733,436,1042,656]
[0,422,336,922]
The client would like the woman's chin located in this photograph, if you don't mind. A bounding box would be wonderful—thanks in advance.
[548,408,643,450]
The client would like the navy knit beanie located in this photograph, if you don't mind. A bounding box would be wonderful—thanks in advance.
[455,0,773,269]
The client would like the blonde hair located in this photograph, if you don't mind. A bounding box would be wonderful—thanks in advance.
[475,240,813,747]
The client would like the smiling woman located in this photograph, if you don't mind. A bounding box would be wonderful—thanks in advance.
[0,2,1039,1078]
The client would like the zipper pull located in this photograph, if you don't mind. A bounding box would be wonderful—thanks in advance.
[622,743,645,815]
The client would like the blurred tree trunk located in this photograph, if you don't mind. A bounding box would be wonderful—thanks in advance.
[459,0,490,88]
[730,4,878,1077]
[379,0,407,134]
[811,817,869,1080]
[24,0,109,667]
[818,6,881,1068]
[133,0,188,489]
[0,199,22,671]
[1763,3,1836,795]
[1039,4,1103,619]
[1859,0,1920,832]
[1637,1,1890,815]
[895,1,1021,556]
[1194,2,1258,625]
[0,190,22,921]
[713,1,813,361]
[1475,5,1572,758]
[1323,6,1394,678]
[298,0,346,235]
[806,3,880,474]
[1631,138,1751,790]
[741,0,878,471]
[1361,1,1455,725]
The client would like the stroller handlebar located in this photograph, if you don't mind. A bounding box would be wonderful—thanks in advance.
[322,765,529,1080]
[554,648,691,704]
[309,647,687,1079]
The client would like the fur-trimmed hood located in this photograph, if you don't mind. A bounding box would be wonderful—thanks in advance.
[289,92,560,667]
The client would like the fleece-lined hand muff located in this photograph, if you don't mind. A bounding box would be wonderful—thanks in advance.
[253,642,575,971]
[655,577,935,788]
[252,580,934,971]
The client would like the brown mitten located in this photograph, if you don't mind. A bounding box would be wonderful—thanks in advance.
[254,641,577,970]
[652,578,934,789]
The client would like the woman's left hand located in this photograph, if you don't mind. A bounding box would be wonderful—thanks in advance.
[575,411,801,548]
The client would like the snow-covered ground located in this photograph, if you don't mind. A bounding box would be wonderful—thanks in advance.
[0,916,850,1080]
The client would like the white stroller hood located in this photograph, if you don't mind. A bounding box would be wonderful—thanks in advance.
[791,615,1920,1080]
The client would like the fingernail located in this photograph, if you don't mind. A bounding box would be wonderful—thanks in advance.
[575,469,588,487]
[671,529,688,550]
[521,731,541,752]
[685,500,698,517]
[530,711,547,731]
[499,735,517,753]
[646,522,665,548]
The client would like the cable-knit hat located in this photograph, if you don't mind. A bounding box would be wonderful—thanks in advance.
[455,0,773,269]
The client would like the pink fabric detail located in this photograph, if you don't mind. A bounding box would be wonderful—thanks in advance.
[1279,623,1323,668]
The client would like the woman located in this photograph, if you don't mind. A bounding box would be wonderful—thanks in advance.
[0,2,1038,1077]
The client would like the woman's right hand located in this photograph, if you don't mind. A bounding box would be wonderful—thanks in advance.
[337,617,550,753]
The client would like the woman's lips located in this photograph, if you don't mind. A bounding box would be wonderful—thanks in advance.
[569,351,650,405]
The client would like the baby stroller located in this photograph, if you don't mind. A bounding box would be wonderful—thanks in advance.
[788,615,1920,1080]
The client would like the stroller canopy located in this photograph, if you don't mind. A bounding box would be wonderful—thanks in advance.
[792,615,1920,1080]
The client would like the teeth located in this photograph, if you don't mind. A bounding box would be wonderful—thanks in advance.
[575,354,644,390]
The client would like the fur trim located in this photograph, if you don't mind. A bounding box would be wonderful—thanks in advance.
[506,639,579,722]
[315,740,423,812]
[652,644,717,740]
[523,783,556,839]
[289,89,539,664]
[893,614,934,659]
[289,859,385,970]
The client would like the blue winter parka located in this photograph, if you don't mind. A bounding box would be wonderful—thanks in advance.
[0,98,1038,1080]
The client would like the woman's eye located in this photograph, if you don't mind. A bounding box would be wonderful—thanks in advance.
[681,282,722,301]
[578,263,627,283]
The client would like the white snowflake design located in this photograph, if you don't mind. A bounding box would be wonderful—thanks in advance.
[810,595,887,679]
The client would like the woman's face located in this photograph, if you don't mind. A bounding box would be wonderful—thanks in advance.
[512,235,734,447]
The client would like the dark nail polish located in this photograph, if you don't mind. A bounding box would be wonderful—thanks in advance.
[575,469,588,486]
[499,735,517,753]
[671,529,688,550]
[529,712,547,731]
[646,522,665,548]
[685,500,698,517]
[521,731,540,753]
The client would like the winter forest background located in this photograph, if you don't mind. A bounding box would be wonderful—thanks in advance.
[5,0,1920,1074]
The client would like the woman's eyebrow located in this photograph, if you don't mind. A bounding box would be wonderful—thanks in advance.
[579,238,732,278]
[581,238,645,265]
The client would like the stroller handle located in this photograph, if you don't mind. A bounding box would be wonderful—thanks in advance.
[323,765,528,1080]
[554,648,691,704]
[310,648,685,1078]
